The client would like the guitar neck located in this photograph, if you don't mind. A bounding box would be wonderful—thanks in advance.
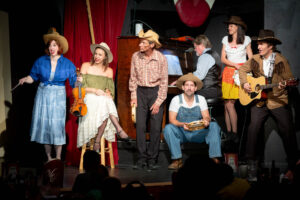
[260,83,278,90]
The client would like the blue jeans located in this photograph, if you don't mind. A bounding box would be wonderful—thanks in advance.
[163,122,221,159]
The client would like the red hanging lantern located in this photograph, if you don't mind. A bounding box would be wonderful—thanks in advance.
[175,0,214,27]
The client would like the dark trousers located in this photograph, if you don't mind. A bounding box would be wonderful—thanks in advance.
[245,105,299,168]
[136,86,164,162]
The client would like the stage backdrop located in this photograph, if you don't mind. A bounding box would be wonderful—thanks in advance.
[63,0,128,166]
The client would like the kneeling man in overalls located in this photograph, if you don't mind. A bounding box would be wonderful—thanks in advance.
[164,73,222,170]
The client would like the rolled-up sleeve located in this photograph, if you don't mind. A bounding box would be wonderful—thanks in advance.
[129,53,138,100]
[29,58,41,81]
[155,55,168,106]
[68,62,77,88]
[107,78,115,99]
[239,58,252,87]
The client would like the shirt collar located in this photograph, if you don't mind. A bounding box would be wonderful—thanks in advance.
[262,52,275,63]
[203,48,211,54]
[138,49,159,61]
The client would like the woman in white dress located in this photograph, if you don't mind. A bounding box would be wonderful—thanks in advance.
[221,16,253,144]
[77,42,130,151]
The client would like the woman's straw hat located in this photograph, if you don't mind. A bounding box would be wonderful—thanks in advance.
[90,42,113,63]
[43,27,69,54]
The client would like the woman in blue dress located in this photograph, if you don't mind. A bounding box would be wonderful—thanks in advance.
[19,28,77,162]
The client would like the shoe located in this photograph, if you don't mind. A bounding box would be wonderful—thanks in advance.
[116,129,132,142]
[168,159,183,170]
[133,160,147,170]
[148,160,159,170]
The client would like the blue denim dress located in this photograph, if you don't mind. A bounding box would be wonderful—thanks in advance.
[30,71,66,145]
[164,94,221,159]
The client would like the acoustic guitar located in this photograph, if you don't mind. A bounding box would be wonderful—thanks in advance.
[239,75,299,106]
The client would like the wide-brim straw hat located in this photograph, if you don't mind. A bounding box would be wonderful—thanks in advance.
[252,29,282,45]
[90,42,113,63]
[176,73,203,91]
[43,28,69,54]
[138,29,162,48]
[224,16,247,31]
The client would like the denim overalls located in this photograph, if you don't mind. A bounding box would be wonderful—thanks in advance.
[163,94,221,159]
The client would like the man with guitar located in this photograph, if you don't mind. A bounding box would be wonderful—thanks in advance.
[239,29,299,179]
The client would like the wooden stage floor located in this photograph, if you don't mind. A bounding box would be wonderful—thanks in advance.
[63,140,210,189]
[63,163,174,189]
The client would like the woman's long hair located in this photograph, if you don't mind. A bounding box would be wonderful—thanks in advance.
[228,25,245,45]
[90,47,109,71]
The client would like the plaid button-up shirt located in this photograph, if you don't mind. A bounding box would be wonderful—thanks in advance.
[129,49,168,106]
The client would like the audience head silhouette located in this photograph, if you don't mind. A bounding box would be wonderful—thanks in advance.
[83,150,101,172]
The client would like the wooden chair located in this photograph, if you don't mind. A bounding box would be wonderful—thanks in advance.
[79,137,115,171]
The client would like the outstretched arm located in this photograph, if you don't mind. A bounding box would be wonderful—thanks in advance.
[19,75,34,85]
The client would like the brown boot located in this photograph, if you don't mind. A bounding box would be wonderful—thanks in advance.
[168,159,183,170]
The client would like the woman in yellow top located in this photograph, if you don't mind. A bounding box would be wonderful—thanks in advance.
[77,42,130,151]
[221,16,253,143]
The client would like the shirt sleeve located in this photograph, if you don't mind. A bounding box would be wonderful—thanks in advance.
[197,95,208,111]
[68,60,77,88]
[222,36,228,45]
[106,78,115,99]
[239,58,253,87]
[244,36,251,47]
[155,54,169,106]
[29,57,41,81]
[169,96,180,113]
[129,53,138,100]
[193,53,215,80]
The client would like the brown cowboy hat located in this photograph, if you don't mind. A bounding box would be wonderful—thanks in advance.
[176,73,203,91]
[43,27,69,54]
[224,16,247,31]
[252,29,282,45]
[138,29,162,48]
[90,42,113,63]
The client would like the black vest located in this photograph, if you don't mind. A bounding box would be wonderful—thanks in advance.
[200,50,222,89]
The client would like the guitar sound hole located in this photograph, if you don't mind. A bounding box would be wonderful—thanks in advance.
[250,92,258,99]
[255,84,261,92]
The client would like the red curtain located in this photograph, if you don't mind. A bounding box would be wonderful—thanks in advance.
[63,0,128,166]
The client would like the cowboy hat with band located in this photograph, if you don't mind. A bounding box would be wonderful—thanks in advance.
[252,29,282,45]
[224,16,247,31]
[176,73,203,91]
[43,28,69,54]
[90,42,113,63]
[138,29,162,48]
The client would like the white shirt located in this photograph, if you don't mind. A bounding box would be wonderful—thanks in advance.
[222,36,251,63]
[193,48,215,80]
[169,94,208,113]
[263,53,276,77]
